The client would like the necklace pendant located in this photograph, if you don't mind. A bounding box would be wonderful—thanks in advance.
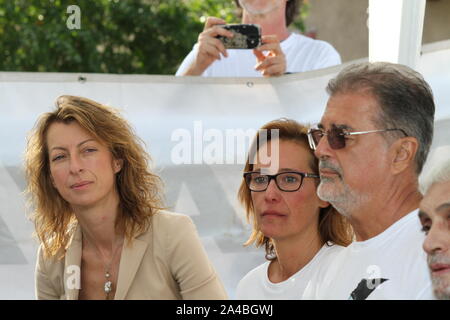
[104,280,112,294]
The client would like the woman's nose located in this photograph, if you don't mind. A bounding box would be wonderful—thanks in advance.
[264,179,281,202]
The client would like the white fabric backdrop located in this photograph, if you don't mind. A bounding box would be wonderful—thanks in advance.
[0,40,449,299]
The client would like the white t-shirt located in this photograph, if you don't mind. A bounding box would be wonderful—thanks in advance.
[302,210,434,300]
[176,33,341,77]
[235,243,345,299]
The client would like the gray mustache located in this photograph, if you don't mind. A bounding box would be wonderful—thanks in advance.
[319,160,343,176]
[428,253,450,266]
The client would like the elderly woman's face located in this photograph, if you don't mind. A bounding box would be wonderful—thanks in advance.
[250,139,328,241]
[46,121,122,210]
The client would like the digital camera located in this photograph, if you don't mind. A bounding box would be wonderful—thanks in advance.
[216,24,261,49]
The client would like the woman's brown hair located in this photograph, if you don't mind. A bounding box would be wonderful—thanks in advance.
[238,118,353,260]
[25,95,165,258]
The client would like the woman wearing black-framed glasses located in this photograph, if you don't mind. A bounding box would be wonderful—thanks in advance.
[235,118,353,299]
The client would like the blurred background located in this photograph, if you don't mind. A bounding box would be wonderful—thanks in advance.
[1,0,449,74]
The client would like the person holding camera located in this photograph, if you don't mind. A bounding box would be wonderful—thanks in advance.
[176,0,341,77]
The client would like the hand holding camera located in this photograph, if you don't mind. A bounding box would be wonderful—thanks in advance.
[215,24,286,77]
[182,17,286,77]
[253,35,287,77]
[182,17,234,76]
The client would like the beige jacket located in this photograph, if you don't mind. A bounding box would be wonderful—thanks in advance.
[35,211,228,300]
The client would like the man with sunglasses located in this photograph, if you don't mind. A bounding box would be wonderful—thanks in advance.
[303,62,435,299]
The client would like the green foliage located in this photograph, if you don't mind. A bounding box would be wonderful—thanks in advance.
[0,0,305,75]
[291,1,310,33]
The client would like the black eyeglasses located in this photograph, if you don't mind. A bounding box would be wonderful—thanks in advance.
[243,171,319,192]
[307,124,408,151]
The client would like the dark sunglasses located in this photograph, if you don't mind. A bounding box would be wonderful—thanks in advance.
[307,124,407,150]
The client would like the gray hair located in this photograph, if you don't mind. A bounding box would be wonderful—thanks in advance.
[326,62,435,175]
[421,158,450,194]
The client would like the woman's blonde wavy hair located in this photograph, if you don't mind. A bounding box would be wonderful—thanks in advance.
[238,118,354,260]
[25,95,165,258]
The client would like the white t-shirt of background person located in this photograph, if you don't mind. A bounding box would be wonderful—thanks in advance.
[176,33,341,77]
[302,209,435,300]
[235,243,345,299]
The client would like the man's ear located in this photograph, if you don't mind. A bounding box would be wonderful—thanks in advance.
[318,198,330,209]
[113,159,124,174]
[390,137,418,175]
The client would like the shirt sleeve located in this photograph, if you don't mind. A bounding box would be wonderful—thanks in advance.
[35,245,60,300]
[175,45,198,76]
[163,213,228,299]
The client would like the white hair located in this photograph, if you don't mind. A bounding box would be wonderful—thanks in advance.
[421,158,450,194]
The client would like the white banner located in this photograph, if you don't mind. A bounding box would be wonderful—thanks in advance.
[0,40,449,299]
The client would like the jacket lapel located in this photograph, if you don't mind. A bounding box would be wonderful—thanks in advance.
[63,225,82,300]
[114,235,148,300]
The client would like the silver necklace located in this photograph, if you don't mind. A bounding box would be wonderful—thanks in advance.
[102,243,122,299]
[85,236,123,300]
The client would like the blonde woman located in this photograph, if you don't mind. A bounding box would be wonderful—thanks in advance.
[25,95,227,300]
[236,119,353,299]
